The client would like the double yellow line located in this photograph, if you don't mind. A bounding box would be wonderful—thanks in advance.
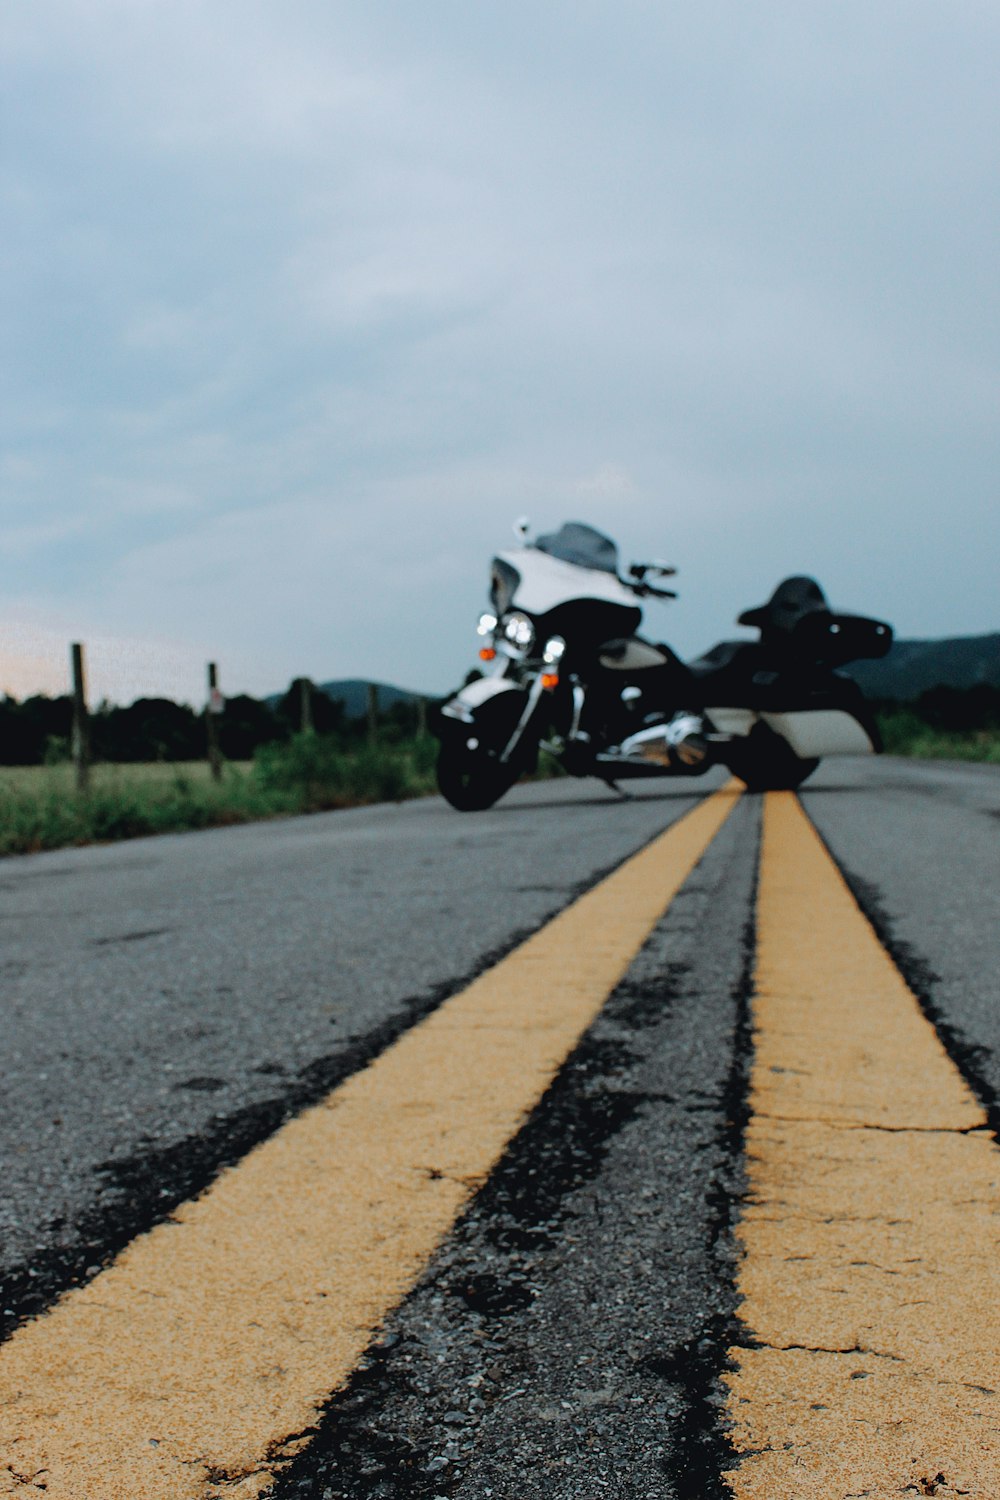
[1,785,997,1498]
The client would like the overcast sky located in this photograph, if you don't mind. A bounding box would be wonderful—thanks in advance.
[2,0,997,706]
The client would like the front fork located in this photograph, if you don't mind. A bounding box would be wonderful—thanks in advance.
[568,681,586,741]
[499,671,552,764]
[537,678,590,764]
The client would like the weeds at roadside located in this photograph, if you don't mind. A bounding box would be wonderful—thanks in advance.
[876,711,1000,764]
[0,737,438,856]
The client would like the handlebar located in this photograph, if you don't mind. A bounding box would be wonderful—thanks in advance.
[625,560,678,600]
[628,560,677,580]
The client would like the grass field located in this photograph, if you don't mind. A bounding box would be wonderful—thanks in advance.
[0,760,253,793]
[0,740,438,857]
[876,711,1000,765]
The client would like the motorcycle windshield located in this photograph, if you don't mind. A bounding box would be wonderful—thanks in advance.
[533,522,620,576]
[494,545,642,623]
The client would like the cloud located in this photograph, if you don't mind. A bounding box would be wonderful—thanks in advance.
[0,609,208,707]
[2,0,997,707]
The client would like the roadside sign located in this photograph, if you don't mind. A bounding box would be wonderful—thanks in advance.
[208,687,225,715]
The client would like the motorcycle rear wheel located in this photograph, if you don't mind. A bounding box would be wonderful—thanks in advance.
[725,727,819,793]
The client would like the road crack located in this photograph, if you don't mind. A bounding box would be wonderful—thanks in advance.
[3,1469,49,1492]
[753,1111,986,1135]
[746,1339,904,1362]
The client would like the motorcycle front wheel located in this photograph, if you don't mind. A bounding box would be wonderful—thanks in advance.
[435,691,539,811]
[435,741,522,811]
[725,726,819,793]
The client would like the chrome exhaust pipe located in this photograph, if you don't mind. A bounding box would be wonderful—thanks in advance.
[599,715,710,771]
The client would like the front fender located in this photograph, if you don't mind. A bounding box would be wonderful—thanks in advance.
[436,676,542,774]
[439,675,523,724]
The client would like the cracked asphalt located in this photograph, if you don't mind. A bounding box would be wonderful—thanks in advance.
[1,757,997,1496]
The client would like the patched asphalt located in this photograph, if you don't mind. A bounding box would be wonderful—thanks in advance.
[268,793,759,1500]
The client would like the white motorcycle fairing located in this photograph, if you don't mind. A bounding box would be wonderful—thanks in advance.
[496,547,642,617]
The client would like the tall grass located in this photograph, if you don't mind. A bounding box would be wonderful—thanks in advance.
[876,710,1000,765]
[254,733,438,809]
[0,736,438,857]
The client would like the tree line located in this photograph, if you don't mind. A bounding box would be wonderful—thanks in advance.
[2,679,995,768]
[875,683,1000,733]
[0,681,426,766]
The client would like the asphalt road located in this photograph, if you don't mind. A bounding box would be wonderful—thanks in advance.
[1,756,997,1497]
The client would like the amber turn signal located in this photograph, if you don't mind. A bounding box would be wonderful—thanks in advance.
[541,672,559,690]
[479,647,497,661]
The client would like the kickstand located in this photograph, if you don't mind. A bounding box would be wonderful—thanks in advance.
[604,779,633,800]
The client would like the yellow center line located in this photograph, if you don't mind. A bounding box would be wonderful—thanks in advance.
[0,783,740,1500]
[724,792,1000,1499]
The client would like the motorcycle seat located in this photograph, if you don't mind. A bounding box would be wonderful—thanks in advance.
[687,640,758,678]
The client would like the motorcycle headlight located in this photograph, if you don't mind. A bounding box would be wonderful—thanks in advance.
[477,611,498,637]
[543,635,566,665]
[502,612,535,650]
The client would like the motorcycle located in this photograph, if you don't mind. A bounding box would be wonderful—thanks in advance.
[433,520,892,810]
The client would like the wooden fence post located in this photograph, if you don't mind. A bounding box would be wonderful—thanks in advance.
[70,642,90,794]
[206,663,223,781]
[366,682,378,746]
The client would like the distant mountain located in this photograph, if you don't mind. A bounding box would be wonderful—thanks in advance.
[265,679,426,715]
[842,634,1000,701]
[314,679,425,716]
